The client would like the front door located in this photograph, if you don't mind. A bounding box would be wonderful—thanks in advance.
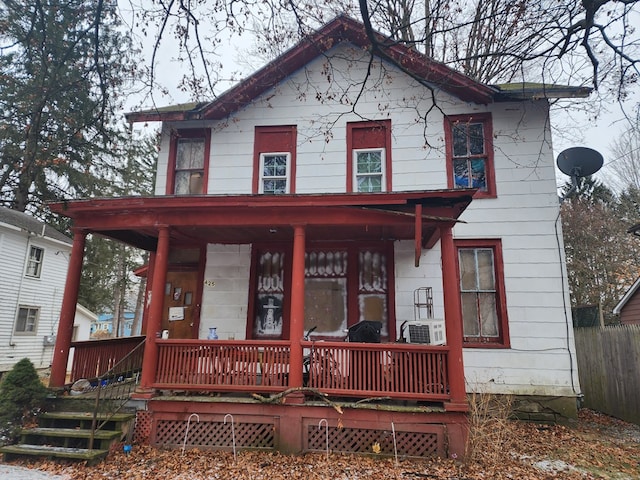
[162,270,200,339]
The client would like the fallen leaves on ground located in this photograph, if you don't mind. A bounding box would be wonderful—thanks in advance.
[5,409,640,479]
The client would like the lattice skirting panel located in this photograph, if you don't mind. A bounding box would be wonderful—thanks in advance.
[304,419,444,457]
[144,401,460,456]
[134,411,152,445]
[153,416,276,450]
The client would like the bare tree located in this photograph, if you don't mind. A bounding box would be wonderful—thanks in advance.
[119,0,639,116]
[606,127,640,191]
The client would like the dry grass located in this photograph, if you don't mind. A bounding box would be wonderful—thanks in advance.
[465,392,515,464]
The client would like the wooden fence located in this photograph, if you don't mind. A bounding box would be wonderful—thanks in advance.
[574,325,640,425]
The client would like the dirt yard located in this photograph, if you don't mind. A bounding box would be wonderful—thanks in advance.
[4,409,640,479]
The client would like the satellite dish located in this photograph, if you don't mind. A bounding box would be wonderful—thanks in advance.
[557,147,603,185]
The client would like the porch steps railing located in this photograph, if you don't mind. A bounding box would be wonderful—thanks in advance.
[88,337,146,449]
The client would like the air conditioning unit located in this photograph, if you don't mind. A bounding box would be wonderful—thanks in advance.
[405,319,446,345]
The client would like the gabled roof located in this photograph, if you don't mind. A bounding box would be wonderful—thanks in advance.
[126,16,503,124]
[127,16,592,124]
[0,207,72,245]
[613,276,640,315]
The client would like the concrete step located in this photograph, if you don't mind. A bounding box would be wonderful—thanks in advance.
[0,444,109,465]
[19,427,122,450]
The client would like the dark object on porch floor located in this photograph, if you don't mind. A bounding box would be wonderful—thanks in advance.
[348,321,382,343]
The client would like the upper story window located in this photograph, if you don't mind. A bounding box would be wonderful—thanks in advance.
[260,153,291,194]
[25,246,44,278]
[253,126,297,194]
[167,129,211,195]
[455,239,509,347]
[353,149,386,192]
[444,113,495,198]
[15,306,39,334]
[347,120,392,193]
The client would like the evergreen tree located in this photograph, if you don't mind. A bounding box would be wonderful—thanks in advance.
[561,177,640,323]
[0,0,137,214]
[0,358,48,442]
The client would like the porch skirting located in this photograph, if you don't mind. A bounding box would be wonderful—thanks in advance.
[134,397,468,458]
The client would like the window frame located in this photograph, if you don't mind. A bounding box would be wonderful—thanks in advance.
[258,152,292,194]
[454,238,510,348]
[346,120,392,193]
[166,128,211,195]
[352,148,386,193]
[444,113,496,198]
[246,241,396,341]
[253,126,297,194]
[25,245,44,278]
[14,306,39,335]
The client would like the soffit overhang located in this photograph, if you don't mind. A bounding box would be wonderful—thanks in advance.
[50,190,473,251]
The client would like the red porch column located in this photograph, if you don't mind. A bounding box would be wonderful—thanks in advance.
[440,225,467,410]
[287,224,306,398]
[137,226,170,395]
[49,228,87,388]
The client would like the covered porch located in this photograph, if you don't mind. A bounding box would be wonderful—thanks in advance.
[50,190,473,456]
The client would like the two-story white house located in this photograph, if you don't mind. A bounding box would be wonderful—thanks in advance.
[0,207,72,375]
[48,16,588,457]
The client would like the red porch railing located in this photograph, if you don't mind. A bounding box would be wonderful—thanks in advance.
[154,340,291,393]
[304,341,449,400]
[154,339,450,402]
[69,336,146,383]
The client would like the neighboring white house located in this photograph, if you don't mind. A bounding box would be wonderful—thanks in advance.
[0,207,72,374]
[66,304,97,373]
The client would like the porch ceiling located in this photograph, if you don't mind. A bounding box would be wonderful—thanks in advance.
[50,190,474,251]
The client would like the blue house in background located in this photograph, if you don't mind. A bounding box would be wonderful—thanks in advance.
[91,312,139,337]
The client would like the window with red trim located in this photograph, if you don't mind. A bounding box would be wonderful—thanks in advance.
[347,120,392,193]
[444,114,495,198]
[167,129,211,195]
[455,239,509,347]
[248,243,395,340]
[253,126,297,194]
